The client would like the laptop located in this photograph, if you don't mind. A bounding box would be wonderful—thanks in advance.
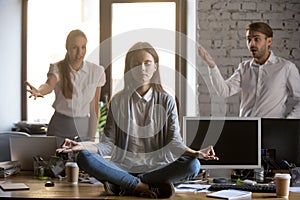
[10,136,57,170]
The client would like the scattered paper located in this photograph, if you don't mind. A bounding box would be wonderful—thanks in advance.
[175,183,210,193]
[290,187,300,192]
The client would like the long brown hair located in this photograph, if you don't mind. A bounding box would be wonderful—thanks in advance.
[123,42,166,93]
[58,29,87,99]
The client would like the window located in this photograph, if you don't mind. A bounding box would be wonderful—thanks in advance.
[110,2,176,96]
[100,0,187,115]
[22,0,186,122]
[24,0,99,122]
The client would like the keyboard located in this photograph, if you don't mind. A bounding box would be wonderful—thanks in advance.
[208,184,276,193]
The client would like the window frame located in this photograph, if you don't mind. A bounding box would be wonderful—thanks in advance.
[21,0,28,120]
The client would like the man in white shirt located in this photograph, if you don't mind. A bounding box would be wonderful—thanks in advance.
[198,22,300,118]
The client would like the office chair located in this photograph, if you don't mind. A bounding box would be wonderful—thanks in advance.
[0,131,30,162]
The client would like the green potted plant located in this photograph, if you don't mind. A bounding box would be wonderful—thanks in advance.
[97,101,107,134]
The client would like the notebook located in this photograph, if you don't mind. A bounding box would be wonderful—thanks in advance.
[9,136,57,170]
[0,182,30,191]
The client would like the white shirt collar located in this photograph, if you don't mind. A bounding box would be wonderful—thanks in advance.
[132,87,153,103]
[69,61,88,73]
[250,51,276,67]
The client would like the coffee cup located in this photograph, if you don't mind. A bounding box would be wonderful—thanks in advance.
[65,162,79,185]
[275,173,291,198]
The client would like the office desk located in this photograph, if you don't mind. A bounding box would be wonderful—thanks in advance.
[0,172,299,200]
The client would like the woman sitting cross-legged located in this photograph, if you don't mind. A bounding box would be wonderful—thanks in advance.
[57,42,218,199]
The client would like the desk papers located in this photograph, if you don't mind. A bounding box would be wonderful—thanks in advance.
[206,189,252,200]
[175,184,210,193]
[0,161,20,178]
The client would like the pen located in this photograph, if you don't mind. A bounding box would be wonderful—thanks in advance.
[282,160,296,168]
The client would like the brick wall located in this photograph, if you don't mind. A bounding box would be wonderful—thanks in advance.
[196,0,300,117]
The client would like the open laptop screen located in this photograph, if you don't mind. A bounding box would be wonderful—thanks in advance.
[10,136,57,170]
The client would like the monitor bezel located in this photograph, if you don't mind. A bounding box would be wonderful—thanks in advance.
[183,116,261,169]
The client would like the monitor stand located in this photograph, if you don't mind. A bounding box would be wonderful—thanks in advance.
[207,169,232,180]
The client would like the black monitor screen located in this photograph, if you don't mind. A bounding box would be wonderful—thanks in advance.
[262,118,300,168]
[183,117,261,169]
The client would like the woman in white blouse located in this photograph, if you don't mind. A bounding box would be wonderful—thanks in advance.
[26,29,106,145]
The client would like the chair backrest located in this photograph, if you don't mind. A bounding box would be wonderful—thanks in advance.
[0,131,30,162]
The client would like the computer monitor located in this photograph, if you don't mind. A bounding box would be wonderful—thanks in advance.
[261,118,300,168]
[183,117,261,169]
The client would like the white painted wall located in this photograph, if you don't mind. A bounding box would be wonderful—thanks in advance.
[0,0,22,131]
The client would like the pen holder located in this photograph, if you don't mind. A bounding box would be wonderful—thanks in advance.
[33,156,65,178]
[33,160,47,178]
[290,167,300,186]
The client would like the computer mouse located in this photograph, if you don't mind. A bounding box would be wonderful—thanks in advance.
[44,181,55,187]
[213,178,227,183]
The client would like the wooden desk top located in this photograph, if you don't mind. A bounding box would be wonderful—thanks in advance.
[1,172,299,200]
